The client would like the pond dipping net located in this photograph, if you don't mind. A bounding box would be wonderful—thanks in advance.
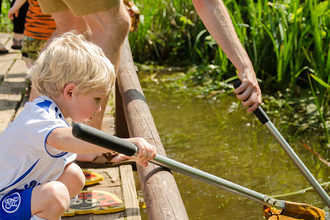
[263,201,325,220]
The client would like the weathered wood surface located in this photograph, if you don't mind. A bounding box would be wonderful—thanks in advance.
[65,165,140,220]
[116,37,189,219]
[0,33,141,220]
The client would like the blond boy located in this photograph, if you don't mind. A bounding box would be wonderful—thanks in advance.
[0,32,156,220]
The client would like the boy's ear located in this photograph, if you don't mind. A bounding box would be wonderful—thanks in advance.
[63,83,77,100]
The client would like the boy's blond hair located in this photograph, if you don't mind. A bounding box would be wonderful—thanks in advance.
[29,32,115,98]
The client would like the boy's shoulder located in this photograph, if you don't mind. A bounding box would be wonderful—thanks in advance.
[19,96,66,124]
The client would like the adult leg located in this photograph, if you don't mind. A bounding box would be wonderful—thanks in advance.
[31,3,130,162]
[30,4,130,128]
[81,2,131,129]
[11,0,28,49]
[28,10,89,102]
[75,3,131,162]
[42,9,90,47]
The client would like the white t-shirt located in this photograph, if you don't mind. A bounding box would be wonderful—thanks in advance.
[0,96,76,199]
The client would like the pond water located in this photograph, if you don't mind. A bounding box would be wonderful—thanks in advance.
[136,72,330,219]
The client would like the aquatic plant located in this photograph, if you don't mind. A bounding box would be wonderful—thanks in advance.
[309,74,330,144]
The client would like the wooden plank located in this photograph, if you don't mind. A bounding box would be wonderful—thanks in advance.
[65,167,125,220]
[0,94,22,131]
[117,37,188,220]
[120,165,141,220]
[0,33,12,47]
[0,57,28,131]
[16,90,29,118]
[115,81,130,138]
[0,53,20,77]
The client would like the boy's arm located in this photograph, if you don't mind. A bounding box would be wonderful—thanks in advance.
[47,127,156,167]
[8,0,28,20]
[192,0,261,112]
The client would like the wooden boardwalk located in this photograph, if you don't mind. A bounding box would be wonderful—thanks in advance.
[0,32,142,220]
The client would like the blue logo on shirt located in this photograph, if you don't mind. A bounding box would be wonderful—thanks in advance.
[36,100,52,113]
[24,180,40,189]
[2,192,21,213]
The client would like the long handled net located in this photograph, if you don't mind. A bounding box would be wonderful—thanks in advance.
[263,201,325,219]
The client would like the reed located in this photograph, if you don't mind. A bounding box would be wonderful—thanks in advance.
[130,0,329,91]
[1,0,330,139]
[129,0,330,138]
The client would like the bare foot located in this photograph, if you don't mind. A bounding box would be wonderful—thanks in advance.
[76,152,129,163]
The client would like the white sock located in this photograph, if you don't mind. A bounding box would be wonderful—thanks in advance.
[70,195,78,204]
[30,215,47,220]
[30,214,61,220]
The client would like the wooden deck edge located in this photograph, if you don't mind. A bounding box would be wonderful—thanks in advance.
[120,165,141,220]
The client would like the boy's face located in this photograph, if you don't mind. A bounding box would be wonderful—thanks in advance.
[69,88,108,123]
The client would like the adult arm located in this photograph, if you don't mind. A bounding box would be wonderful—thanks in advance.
[192,0,261,112]
[8,0,28,20]
[47,127,156,167]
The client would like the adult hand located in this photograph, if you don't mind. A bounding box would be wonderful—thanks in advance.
[234,68,262,113]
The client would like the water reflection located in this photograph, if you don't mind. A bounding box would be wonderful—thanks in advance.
[138,72,330,219]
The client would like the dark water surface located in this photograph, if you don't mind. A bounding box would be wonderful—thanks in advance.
[136,72,330,219]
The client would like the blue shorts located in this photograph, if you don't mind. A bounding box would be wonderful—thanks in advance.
[0,188,33,220]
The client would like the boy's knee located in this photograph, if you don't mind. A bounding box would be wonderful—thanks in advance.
[70,164,85,191]
[44,182,71,212]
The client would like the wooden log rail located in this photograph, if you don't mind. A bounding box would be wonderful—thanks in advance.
[115,37,189,220]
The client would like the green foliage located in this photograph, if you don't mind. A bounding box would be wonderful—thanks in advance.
[129,0,206,65]
[130,0,330,92]
[0,1,13,32]
[309,74,330,143]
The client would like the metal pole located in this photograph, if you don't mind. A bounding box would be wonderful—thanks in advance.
[72,123,286,209]
[264,121,330,208]
[151,154,286,208]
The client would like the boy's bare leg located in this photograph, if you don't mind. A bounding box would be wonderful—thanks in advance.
[56,163,85,198]
[31,182,70,220]
[30,163,84,219]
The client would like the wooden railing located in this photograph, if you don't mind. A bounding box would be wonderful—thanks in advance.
[115,37,189,220]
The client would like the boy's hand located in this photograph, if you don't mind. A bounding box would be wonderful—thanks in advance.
[126,138,157,167]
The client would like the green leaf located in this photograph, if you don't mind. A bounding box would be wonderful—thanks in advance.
[310,74,330,89]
